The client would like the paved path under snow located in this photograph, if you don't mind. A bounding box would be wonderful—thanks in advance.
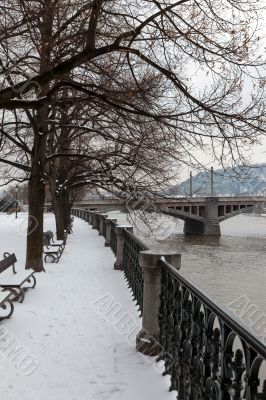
[0,213,174,400]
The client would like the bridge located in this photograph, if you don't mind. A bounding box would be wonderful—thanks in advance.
[74,195,266,236]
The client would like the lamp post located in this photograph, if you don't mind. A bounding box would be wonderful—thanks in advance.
[210,167,215,196]
[190,171,193,197]
[15,184,19,219]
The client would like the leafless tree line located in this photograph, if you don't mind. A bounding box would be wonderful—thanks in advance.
[0,0,265,271]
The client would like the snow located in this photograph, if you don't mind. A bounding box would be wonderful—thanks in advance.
[0,212,174,400]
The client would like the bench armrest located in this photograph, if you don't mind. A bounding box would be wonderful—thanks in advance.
[3,252,17,274]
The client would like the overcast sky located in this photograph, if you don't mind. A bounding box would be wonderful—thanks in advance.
[183,5,266,179]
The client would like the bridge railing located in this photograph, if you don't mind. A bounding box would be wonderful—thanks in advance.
[71,207,266,397]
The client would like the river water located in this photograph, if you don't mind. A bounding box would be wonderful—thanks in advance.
[107,210,266,382]
[109,211,266,343]
[147,214,266,311]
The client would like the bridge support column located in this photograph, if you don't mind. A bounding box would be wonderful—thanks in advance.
[183,197,221,236]
[183,220,205,235]
[204,197,221,236]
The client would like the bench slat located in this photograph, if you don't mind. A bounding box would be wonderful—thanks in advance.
[0,271,34,287]
[53,240,64,246]
[44,248,60,254]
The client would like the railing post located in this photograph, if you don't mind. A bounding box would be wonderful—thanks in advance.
[84,210,88,222]
[92,211,99,229]
[114,225,133,270]
[99,214,108,236]
[105,218,117,247]
[88,211,93,225]
[136,250,181,356]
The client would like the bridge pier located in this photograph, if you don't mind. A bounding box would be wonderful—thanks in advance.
[204,197,221,235]
[184,197,221,236]
[183,220,205,235]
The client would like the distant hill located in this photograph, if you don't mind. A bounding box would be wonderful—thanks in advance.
[169,164,266,197]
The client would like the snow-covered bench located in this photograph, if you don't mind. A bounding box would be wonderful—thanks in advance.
[47,231,65,250]
[0,253,36,303]
[43,232,63,263]
[65,218,73,235]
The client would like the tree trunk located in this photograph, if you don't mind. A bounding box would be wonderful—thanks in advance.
[25,102,48,272]
[55,192,72,239]
[50,181,71,240]
[49,176,63,240]
[25,2,53,272]
[63,192,72,232]
[26,161,46,272]
[54,198,65,240]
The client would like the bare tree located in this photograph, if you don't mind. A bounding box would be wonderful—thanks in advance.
[46,92,179,238]
[0,0,265,271]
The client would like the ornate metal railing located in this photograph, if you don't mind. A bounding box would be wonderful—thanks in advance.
[123,230,148,314]
[158,259,266,399]
[110,220,117,255]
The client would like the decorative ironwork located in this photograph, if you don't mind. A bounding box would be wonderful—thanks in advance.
[158,260,266,399]
[110,220,117,255]
[123,230,147,314]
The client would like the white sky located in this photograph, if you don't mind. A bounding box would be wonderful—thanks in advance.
[181,4,266,179]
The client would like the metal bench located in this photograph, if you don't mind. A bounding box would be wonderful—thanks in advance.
[0,253,36,303]
[0,291,14,321]
[43,233,62,263]
[66,219,73,234]
[47,231,65,251]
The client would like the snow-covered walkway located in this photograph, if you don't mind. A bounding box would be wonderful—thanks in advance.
[0,213,174,400]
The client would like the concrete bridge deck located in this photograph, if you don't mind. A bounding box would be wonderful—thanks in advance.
[73,196,266,236]
[74,195,266,207]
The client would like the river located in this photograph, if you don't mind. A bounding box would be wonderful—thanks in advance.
[109,211,266,344]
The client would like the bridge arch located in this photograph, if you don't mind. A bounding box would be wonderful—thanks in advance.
[218,205,255,222]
